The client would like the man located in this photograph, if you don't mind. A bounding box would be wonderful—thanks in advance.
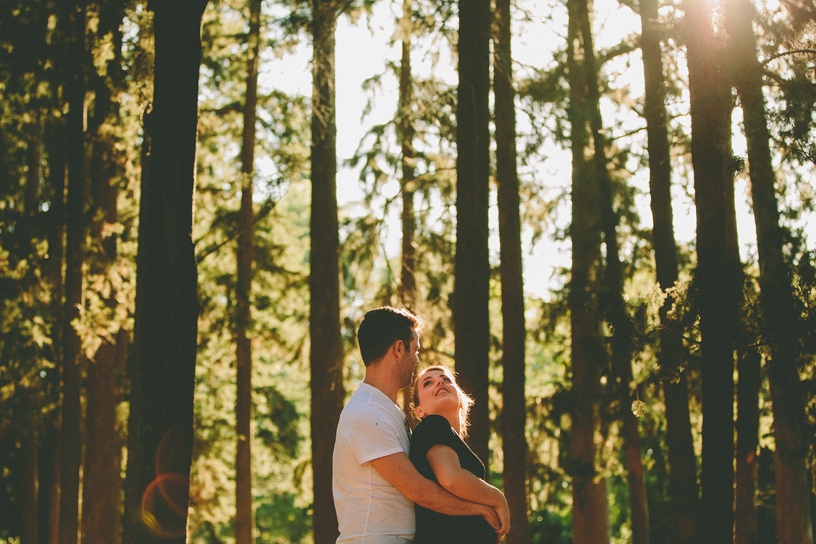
[332,306,506,543]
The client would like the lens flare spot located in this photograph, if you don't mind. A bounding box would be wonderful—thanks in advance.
[141,472,190,538]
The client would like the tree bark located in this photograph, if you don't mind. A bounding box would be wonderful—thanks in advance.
[81,4,126,543]
[398,0,418,421]
[726,0,815,542]
[59,3,88,543]
[684,0,739,540]
[493,0,530,541]
[122,1,207,543]
[310,0,345,541]
[566,1,609,541]
[455,0,492,467]
[734,341,761,544]
[640,0,700,541]
[235,1,261,543]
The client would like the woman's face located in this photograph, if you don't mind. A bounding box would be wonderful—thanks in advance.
[415,368,461,419]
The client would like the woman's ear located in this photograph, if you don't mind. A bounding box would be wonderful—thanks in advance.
[415,405,426,419]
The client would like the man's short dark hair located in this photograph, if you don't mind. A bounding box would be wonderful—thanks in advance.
[357,306,423,366]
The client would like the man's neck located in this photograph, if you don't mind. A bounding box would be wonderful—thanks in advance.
[363,365,400,405]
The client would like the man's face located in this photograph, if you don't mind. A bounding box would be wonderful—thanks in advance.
[397,329,420,388]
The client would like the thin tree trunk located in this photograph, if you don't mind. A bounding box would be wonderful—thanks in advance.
[399,0,416,314]
[640,0,700,541]
[734,340,761,544]
[493,0,529,540]
[684,0,738,539]
[398,0,418,421]
[235,0,262,542]
[41,117,66,544]
[59,3,88,543]
[726,1,814,542]
[310,0,345,541]
[21,392,39,544]
[566,2,609,541]
[455,0,492,467]
[122,2,207,543]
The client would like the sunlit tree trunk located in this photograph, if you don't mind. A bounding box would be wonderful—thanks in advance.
[726,1,814,542]
[566,2,609,542]
[640,0,699,541]
[310,0,345,541]
[685,0,738,539]
[81,4,126,543]
[122,1,207,543]
[59,3,88,543]
[235,1,262,542]
[493,0,529,540]
[455,0,492,466]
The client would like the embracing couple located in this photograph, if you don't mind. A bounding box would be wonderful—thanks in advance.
[332,306,511,544]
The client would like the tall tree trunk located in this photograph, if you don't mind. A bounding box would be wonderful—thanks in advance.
[122,1,207,543]
[81,4,126,543]
[493,0,529,541]
[235,0,262,542]
[310,0,345,541]
[41,117,66,544]
[575,0,651,539]
[640,0,700,540]
[59,3,88,543]
[566,2,609,542]
[399,0,416,314]
[726,1,815,542]
[454,0,492,467]
[398,0,418,420]
[684,0,738,539]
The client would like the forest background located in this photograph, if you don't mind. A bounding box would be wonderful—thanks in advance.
[1,0,816,543]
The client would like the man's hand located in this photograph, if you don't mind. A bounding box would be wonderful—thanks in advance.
[477,504,501,532]
[495,495,510,536]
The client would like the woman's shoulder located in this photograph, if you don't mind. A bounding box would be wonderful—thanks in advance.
[414,414,453,434]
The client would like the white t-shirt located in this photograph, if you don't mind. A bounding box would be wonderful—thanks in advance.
[332,382,415,543]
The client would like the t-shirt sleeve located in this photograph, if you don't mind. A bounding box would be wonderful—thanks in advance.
[411,414,460,462]
[342,406,406,465]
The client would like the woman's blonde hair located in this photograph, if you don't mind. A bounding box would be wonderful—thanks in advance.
[409,365,474,438]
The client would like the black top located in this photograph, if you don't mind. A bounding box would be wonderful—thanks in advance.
[409,414,496,544]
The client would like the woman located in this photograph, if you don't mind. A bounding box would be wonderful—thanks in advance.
[409,365,510,544]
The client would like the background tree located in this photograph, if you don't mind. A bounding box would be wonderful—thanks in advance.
[235,0,263,542]
[565,0,609,540]
[639,0,699,540]
[310,0,346,541]
[80,1,128,543]
[58,3,88,543]
[727,0,815,541]
[455,0,492,466]
[123,1,208,543]
[493,0,530,541]
[683,0,740,540]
